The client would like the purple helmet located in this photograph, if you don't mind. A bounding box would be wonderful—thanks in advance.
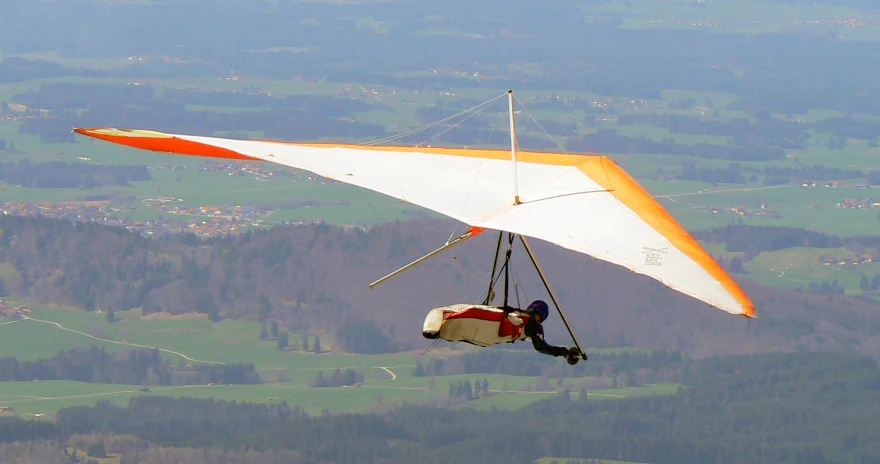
[527,300,549,321]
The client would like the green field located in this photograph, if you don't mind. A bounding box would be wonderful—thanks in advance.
[743,247,880,291]
[0,376,678,417]
[0,305,678,417]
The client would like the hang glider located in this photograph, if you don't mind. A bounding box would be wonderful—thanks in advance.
[73,91,755,356]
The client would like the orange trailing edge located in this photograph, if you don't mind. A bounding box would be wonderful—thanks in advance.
[73,128,259,161]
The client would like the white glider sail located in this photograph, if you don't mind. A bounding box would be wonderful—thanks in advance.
[73,126,756,318]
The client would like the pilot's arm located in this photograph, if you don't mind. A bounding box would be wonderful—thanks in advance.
[523,319,570,358]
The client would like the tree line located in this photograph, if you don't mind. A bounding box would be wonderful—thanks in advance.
[669,162,868,186]
[1,351,877,463]
[20,102,387,144]
[412,348,686,388]
[309,368,364,387]
[0,346,262,386]
[619,112,880,146]
[728,89,880,119]
[617,113,808,149]
[12,82,388,143]
[335,318,397,354]
[447,379,490,400]
[15,82,558,149]
[693,225,880,257]
[566,129,786,161]
[0,159,151,189]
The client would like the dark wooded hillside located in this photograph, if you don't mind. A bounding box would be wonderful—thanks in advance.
[2,215,879,358]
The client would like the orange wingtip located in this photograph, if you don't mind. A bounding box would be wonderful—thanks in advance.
[579,157,757,318]
[73,128,260,161]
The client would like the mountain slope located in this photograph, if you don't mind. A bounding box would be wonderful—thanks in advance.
[1,215,878,358]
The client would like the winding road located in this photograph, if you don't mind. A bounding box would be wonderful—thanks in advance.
[379,367,398,380]
[19,315,223,364]
[655,183,795,199]
[5,315,406,380]
[770,267,808,284]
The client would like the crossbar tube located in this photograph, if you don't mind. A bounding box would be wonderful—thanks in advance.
[369,229,477,288]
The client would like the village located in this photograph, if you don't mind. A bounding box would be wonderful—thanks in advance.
[0,301,31,321]
[1,199,322,238]
[197,161,296,178]
[801,180,871,189]
[835,198,880,210]
[691,202,783,219]
[820,253,875,267]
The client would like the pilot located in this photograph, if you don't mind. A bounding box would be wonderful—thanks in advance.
[515,300,582,365]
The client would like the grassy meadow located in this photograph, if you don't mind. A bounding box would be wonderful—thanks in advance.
[0,305,677,417]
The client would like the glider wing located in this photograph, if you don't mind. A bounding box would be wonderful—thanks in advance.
[73,127,756,318]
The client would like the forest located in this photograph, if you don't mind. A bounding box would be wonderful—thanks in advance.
[1,351,877,463]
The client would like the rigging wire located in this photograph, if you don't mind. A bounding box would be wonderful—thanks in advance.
[352,93,509,298]
[445,102,505,244]
[513,94,570,155]
[483,231,504,305]
[514,281,521,309]
[512,269,529,308]
[417,99,497,148]
[502,233,515,308]
[363,92,507,147]
[485,233,516,305]
[514,93,615,187]
[421,338,442,356]
[355,92,571,309]
[459,269,494,304]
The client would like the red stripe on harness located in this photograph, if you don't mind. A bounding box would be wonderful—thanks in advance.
[443,307,528,340]
[498,313,528,339]
[443,307,504,322]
